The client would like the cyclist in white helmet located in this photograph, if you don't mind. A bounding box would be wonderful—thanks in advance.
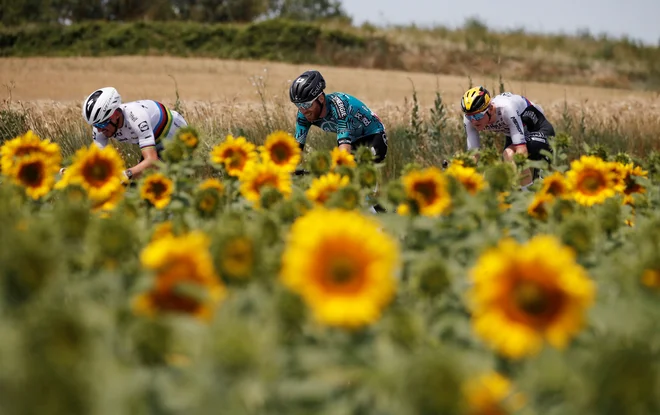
[461,86,554,188]
[68,87,188,180]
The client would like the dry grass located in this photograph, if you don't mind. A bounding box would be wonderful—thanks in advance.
[1,56,656,108]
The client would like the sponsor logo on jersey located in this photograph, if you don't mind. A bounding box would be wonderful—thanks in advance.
[331,96,347,119]
[129,111,138,122]
[522,110,539,125]
[355,111,371,127]
[138,121,149,132]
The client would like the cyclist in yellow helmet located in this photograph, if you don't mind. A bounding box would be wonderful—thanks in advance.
[461,86,554,188]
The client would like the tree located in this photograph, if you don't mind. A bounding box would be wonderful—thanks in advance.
[267,0,349,21]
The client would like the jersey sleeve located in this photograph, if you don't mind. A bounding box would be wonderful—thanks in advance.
[329,96,350,144]
[464,117,480,150]
[294,112,312,147]
[503,106,526,146]
[125,106,156,149]
[92,129,108,149]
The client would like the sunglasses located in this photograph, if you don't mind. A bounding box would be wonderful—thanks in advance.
[466,105,490,121]
[294,96,319,110]
[93,119,111,129]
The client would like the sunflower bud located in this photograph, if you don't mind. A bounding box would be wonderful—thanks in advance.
[613,152,633,166]
[334,165,355,182]
[163,139,186,164]
[175,126,200,151]
[485,163,515,193]
[559,216,595,255]
[327,184,361,210]
[586,144,609,160]
[386,180,406,206]
[553,132,572,152]
[357,164,379,189]
[410,254,451,297]
[259,185,284,210]
[598,197,622,234]
[355,145,375,165]
[308,150,331,176]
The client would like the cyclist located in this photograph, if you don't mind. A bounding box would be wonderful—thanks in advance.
[289,70,388,163]
[67,87,188,180]
[461,86,554,188]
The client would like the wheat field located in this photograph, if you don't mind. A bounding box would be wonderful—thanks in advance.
[1,56,657,108]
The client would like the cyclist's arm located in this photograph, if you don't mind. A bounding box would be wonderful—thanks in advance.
[464,117,480,150]
[295,112,312,150]
[504,108,526,148]
[125,107,159,179]
[92,129,108,149]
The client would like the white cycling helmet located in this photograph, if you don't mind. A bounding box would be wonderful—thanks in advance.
[82,87,122,126]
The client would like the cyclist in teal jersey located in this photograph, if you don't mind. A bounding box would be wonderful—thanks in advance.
[289,70,388,163]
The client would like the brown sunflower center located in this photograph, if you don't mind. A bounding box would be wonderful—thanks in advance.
[149,181,169,198]
[82,159,113,187]
[578,171,606,195]
[18,160,45,186]
[412,179,438,204]
[14,146,40,157]
[199,193,217,212]
[252,174,278,192]
[227,150,248,169]
[222,238,253,277]
[150,259,205,313]
[547,181,564,196]
[270,143,292,164]
[509,280,564,326]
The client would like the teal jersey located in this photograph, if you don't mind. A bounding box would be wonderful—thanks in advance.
[294,92,385,146]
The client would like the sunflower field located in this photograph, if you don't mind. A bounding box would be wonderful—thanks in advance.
[0,127,659,415]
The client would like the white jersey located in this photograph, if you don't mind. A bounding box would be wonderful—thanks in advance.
[464,93,545,150]
[93,100,186,150]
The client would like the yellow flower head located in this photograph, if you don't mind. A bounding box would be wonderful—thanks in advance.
[140,173,174,209]
[280,208,400,329]
[539,171,571,198]
[151,221,175,242]
[0,130,61,175]
[56,144,125,204]
[606,161,628,192]
[446,163,486,194]
[259,130,301,172]
[566,155,618,206]
[641,269,660,289]
[135,231,226,320]
[621,163,648,198]
[8,152,58,200]
[219,236,255,280]
[305,172,350,206]
[331,147,357,169]
[238,160,292,207]
[527,192,554,221]
[402,167,452,216]
[177,130,199,149]
[463,372,526,415]
[199,178,225,193]
[210,135,258,177]
[468,235,596,359]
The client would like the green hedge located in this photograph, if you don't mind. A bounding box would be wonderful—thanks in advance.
[0,19,403,68]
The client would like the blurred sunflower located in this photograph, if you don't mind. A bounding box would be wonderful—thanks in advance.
[55,144,125,204]
[497,192,512,211]
[135,231,226,320]
[539,171,571,198]
[641,269,660,289]
[402,167,452,216]
[621,163,648,205]
[565,155,618,206]
[140,173,174,209]
[305,172,350,206]
[218,236,255,280]
[446,163,486,194]
[199,178,225,193]
[8,152,59,200]
[331,147,357,169]
[92,185,125,213]
[176,127,199,149]
[259,130,301,172]
[195,188,222,217]
[238,161,292,207]
[463,372,525,415]
[151,221,174,242]
[210,135,258,177]
[468,235,595,359]
[606,161,627,191]
[280,208,399,328]
[0,130,61,174]
[527,192,554,221]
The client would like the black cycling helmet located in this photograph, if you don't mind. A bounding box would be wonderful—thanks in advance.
[289,70,326,103]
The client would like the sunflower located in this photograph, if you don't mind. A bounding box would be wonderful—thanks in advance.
[463,372,526,415]
[199,178,225,193]
[641,269,660,289]
[0,130,61,174]
[305,172,350,206]
[331,147,357,169]
[55,144,125,204]
[134,232,226,320]
[446,163,486,194]
[151,221,174,242]
[238,160,292,207]
[140,173,174,209]
[210,135,259,177]
[621,163,648,205]
[195,188,222,217]
[527,192,554,221]
[8,152,58,200]
[92,184,125,213]
[565,155,618,206]
[259,130,301,172]
[539,171,571,198]
[279,208,399,328]
[177,128,199,149]
[606,161,627,192]
[218,236,254,280]
[468,235,595,359]
[497,192,512,211]
[402,167,452,216]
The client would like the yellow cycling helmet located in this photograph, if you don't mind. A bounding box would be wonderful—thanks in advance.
[461,86,491,113]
